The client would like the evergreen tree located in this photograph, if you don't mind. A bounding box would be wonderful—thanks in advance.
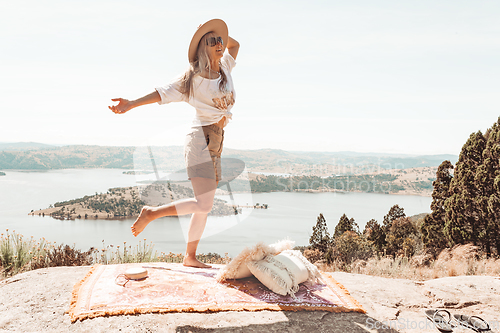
[329,231,373,265]
[444,131,486,245]
[386,217,418,256]
[309,213,331,253]
[483,118,500,254]
[489,174,500,254]
[364,219,386,252]
[421,160,453,249]
[334,213,359,238]
[382,204,406,231]
[424,118,500,254]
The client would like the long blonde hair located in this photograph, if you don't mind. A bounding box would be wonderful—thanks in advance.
[180,32,228,98]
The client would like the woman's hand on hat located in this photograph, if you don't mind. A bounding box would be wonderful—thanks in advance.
[109,98,132,114]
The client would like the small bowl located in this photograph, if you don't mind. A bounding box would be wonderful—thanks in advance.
[125,267,148,280]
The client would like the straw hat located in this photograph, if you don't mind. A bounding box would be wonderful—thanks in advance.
[188,19,228,64]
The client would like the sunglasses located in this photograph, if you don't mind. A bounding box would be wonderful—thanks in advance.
[206,36,223,47]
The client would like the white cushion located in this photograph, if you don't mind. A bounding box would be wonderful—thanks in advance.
[247,250,309,297]
[216,239,294,281]
[232,263,252,280]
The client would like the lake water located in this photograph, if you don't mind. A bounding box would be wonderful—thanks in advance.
[0,169,431,257]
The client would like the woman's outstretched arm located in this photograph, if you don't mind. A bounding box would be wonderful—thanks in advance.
[108,91,161,114]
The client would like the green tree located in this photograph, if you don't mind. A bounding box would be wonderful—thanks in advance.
[309,213,331,253]
[327,231,373,265]
[488,174,500,254]
[334,213,359,238]
[386,217,418,256]
[482,118,500,254]
[421,160,453,249]
[363,219,386,253]
[444,131,486,245]
[382,204,406,231]
[423,118,500,254]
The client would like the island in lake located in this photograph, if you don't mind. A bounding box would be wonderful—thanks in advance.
[30,182,240,220]
[0,171,5,176]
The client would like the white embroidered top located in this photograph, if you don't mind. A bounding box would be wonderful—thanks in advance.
[155,51,236,127]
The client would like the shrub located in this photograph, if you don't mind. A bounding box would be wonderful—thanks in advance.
[385,217,419,256]
[44,245,94,268]
[327,231,373,266]
[303,248,324,264]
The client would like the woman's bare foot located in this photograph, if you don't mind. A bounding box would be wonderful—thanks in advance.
[183,254,211,268]
[131,206,155,237]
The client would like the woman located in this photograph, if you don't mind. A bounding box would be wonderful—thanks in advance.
[108,19,239,268]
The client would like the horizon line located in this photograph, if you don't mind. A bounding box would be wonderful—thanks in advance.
[0,141,459,157]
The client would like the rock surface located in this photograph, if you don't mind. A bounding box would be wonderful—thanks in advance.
[0,267,499,332]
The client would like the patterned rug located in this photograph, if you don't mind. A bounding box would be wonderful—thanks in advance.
[69,263,365,322]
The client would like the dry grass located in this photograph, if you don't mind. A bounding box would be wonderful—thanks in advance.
[96,239,231,265]
[322,244,500,281]
[0,229,55,277]
[5,228,497,282]
[1,230,231,280]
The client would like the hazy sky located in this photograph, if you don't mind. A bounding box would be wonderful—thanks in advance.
[1,0,499,155]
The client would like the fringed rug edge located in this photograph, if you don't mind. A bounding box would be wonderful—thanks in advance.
[69,302,363,323]
[320,272,366,314]
[68,264,101,323]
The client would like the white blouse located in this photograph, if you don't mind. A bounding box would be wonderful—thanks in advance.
[155,51,236,127]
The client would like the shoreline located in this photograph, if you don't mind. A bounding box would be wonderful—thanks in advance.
[28,184,240,220]
[30,187,430,221]
[29,187,429,221]
[291,188,431,197]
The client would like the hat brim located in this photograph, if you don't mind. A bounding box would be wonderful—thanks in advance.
[188,19,228,64]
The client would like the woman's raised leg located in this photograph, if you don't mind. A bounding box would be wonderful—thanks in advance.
[131,177,218,268]
[131,177,217,236]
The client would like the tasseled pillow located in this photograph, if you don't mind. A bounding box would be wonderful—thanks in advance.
[216,239,294,282]
[247,250,323,297]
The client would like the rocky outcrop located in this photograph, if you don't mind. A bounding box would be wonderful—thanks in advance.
[0,267,498,332]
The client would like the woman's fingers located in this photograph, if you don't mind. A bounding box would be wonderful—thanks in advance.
[109,98,127,114]
[108,105,122,114]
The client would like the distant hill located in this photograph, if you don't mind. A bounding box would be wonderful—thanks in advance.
[222,148,458,171]
[0,142,57,151]
[0,145,137,170]
[0,143,458,172]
